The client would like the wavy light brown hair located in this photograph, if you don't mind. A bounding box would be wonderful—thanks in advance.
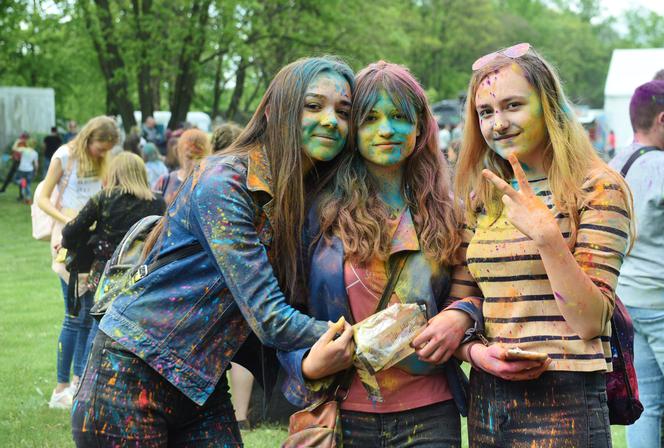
[318,61,462,265]
[69,115,119,177]
[455,46,634,245]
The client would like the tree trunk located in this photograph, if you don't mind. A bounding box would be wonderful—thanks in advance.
[226,57,247,121]
[211,52,225,120]
[167,0,212,130]
[132,0,155,123]
[81,0,136,132]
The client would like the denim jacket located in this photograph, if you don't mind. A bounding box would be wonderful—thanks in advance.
[278,205,479,413]
[99,148,327,406]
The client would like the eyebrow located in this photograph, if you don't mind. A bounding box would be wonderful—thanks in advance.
[476,95,528,109]
[305,93,351,107]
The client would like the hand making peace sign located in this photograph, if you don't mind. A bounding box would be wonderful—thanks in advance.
[481,154,560,246]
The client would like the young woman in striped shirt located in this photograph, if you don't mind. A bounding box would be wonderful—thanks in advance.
[451,44,634,447]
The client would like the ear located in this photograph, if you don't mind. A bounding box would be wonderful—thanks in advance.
[264,105,271,122]
[657,111,664,126]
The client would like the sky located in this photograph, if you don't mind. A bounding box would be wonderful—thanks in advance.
[600,0,664,18]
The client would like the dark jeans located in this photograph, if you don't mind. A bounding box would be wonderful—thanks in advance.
[72,331,241,447]
[468,369,611,448]
[340,400,461,448]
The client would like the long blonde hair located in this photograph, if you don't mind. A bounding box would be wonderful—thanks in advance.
[104,152,155,200]
[455,47,634,245]
[319,61,461,265]
[68,116,119,177]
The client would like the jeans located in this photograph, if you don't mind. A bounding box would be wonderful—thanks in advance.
[626,306,664,448]
[340,400,460,448]
[468,369,611,447]
[72,331,241,447]
[57,279,93,383]
[15,170,34,199]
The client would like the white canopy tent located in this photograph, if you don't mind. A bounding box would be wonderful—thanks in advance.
[603,48,664,150]
[0,87,55,150]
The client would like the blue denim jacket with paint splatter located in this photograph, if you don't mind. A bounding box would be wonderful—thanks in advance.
[278,204,478,412]
[99,148,328,406]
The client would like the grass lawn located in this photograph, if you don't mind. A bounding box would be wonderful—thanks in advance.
[0,191,627,447]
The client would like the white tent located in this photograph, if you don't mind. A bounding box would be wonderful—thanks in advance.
[0,87,55,150]
[604,48,664,150]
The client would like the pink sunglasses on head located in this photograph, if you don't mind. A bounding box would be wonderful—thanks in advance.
[471,43,531,71]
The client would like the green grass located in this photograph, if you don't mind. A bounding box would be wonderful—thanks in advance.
[0,191,627,447]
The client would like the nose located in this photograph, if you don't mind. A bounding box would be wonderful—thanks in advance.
[320,107,338,129]
[493,113,509,133]
[377,118,394,138]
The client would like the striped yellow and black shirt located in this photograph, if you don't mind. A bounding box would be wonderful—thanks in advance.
[457,173,630,372]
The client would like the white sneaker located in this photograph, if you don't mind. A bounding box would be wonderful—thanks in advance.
[48,388,73,409]
[68,382,80,396]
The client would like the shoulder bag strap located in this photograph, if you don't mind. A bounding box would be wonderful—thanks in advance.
[374,252,409,314]
[620,146,661,177]
[335,252,410,395]
[55,150,75,210]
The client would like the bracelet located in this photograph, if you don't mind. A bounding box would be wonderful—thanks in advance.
[466,342,481,371]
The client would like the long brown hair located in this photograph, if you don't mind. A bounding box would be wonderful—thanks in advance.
[144,56,355,304]
[69,115,119,177]
[318,61,462,265]
[455,46,634,246]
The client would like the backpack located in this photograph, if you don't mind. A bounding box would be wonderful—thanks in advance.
[90,215,201,320]
[606,297,643,424]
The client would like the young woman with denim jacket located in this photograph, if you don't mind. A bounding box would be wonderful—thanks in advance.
[280,61,481,448]
[454,44,634,447]
[71,56,358,447]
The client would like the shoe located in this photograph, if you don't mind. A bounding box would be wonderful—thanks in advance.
[48,388,73,409]
[67,382,79,396]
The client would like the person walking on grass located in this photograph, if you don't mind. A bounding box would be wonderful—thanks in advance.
[37,116,118,409]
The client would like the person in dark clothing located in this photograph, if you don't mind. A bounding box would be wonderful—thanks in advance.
[62,152,166,355]
[43,127,63,177]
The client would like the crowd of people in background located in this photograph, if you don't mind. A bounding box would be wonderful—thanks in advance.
[1,49,663,448]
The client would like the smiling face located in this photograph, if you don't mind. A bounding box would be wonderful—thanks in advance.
[301,71,352,162]
[357,91,418,168]
[475,64,547,164]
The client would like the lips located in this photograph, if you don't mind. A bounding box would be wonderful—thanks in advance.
[494,133,520,141]
[374,141,402,147]
[312,134,337,141]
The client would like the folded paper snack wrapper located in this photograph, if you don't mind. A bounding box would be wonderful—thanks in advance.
[352,302,427,402]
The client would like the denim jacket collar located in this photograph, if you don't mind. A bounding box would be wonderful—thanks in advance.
[247,146,275,228]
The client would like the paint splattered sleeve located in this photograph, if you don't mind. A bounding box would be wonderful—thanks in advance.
[574,173,631,323]
[189,161,328,351]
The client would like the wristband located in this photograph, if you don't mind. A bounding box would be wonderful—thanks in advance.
[466,342,481,371]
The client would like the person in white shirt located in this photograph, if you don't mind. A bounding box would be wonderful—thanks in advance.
[15,140,38,203]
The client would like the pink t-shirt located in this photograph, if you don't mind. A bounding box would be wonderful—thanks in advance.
[340,211,451,413]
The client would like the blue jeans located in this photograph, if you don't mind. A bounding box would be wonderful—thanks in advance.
[15,170,34,199]
[72,331,241,447]
[626,306,664,448]
[57,279,93,383]
[340,400,460,447]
